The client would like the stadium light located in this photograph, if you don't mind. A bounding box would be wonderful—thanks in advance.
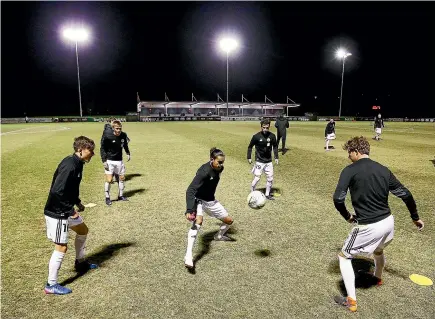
[336,48,352,117]
[219,37,239,117]
[62,27,90,117]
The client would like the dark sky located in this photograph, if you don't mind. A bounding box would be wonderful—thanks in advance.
[1,1,434,118]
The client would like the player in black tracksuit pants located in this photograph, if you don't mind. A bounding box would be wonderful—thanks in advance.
[275,114,290,154]
[332,136,424,312]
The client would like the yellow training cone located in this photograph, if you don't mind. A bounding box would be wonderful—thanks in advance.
[409,274,433,286]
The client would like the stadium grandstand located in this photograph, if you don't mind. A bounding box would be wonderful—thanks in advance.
[137,93,300,118]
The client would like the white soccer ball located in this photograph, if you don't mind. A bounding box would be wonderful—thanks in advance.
[247,191,267,209]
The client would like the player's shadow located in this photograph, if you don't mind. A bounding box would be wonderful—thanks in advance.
[328,255,407,294]
[59,242,135,286]
[188,228,237,275]
[125,173,143,181]
[256,187,282,197]
[430,159,435,167]
[122,188,146,198]
[324,146,336,150]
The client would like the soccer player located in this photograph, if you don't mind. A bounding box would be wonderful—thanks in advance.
[325,118,336,151]
[247,118,279,200]
[44,136,98,295]
[332,136,424,312]
[184,147,234,269]
[100,120,131,205]
[373,114,384,141]
[274,113,290,154]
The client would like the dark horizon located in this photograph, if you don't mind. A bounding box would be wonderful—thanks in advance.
[1,1,434,118]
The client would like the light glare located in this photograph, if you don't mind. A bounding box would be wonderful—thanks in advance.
[219,38,238,53]
[336,48,352,59]
[63,28,89,42]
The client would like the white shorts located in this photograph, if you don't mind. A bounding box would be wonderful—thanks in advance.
[105,160,126,176]
[375,128,382,134]
[326,133,336,140]
[252,161,274,178]
[45,214,84,244]
[196,200,228,220]
[341,215,394,258]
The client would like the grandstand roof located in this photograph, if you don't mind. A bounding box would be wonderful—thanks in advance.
[138,101,300,109]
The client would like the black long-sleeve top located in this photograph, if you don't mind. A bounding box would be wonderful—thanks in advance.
[44,154,84,219]
[100,130,130,162]
[185,162,223,213]
[247,132,279,163]
[325,122,335,137]
[333,158,419,224]
[374,118,384,129]
[274,117,289,134]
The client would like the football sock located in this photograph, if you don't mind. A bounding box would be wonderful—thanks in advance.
[339,255,356,300]
[217,223,230,238]
[374,253,385,279]
[104,182,111,198]
[118,180,125,197]
[186,224,201,258]
[326,139,330,150]
[251,176,260,191]
[48,250,65,286]
[266,181,273,196]
[75,234,87,261]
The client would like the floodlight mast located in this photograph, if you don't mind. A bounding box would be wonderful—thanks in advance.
[219,38,238,117]
[62,28,89,117]
[336,49,352,118]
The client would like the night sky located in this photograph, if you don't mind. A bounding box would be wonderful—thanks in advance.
[1,1,434,118]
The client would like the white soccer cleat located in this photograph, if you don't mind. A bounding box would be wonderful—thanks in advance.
[184,256,194,269]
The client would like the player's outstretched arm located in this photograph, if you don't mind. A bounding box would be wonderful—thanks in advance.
[389,172,423,229]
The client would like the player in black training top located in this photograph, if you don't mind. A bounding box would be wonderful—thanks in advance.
[332,136,424,312]
[325,118,336,151]
[373,114,384,141]
[183,148,235,269]
[43,136,98,295]
[274,113,290,154]
[100,120,131,205]
[247,118,279,200]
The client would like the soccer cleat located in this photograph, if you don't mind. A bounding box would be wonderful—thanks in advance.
[214,234,233,241]
[118,196,129,201]
[105,198,112,206]
[358,271,383,286]
[265,195,275,200]
[184,256,194,269]
[74,259,98,273]
[44,283,72,295]
[334,295,357,312]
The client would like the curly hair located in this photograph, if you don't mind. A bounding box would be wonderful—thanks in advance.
[342,136,370,155]
[73,136,95,152]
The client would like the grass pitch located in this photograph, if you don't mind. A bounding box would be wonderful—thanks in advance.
[1,121,434,319]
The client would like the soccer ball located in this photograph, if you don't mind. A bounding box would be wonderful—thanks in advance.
[247,191,267,209]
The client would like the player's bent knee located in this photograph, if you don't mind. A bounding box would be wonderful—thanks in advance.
[195,215,203,224]
[119,175,125,181]
[55,243,68,253]
[106,175,113,183]
[222,216,233,225]
[373,249,384,256]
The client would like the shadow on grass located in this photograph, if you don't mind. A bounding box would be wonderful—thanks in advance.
[122,188,146,198]
[328,255,408,295]
[254,249,271,257]
[430,159,435,167]
[187,228,237,275]
[324,145,336,150]
[125,173,143,181]
[59,242,135,286]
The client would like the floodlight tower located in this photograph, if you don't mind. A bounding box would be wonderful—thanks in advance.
[336,49,352,118]
[62,27,89,117]
[219,38,238,117]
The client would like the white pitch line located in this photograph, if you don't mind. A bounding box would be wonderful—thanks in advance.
[0,125,50,135]
[1,126,71,135]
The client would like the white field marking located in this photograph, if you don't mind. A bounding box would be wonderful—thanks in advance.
[336,124,434,134]
[0,125,50,135]
[0,126,71,135]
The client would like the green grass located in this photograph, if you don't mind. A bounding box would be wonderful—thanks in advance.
[1,121,434,319]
